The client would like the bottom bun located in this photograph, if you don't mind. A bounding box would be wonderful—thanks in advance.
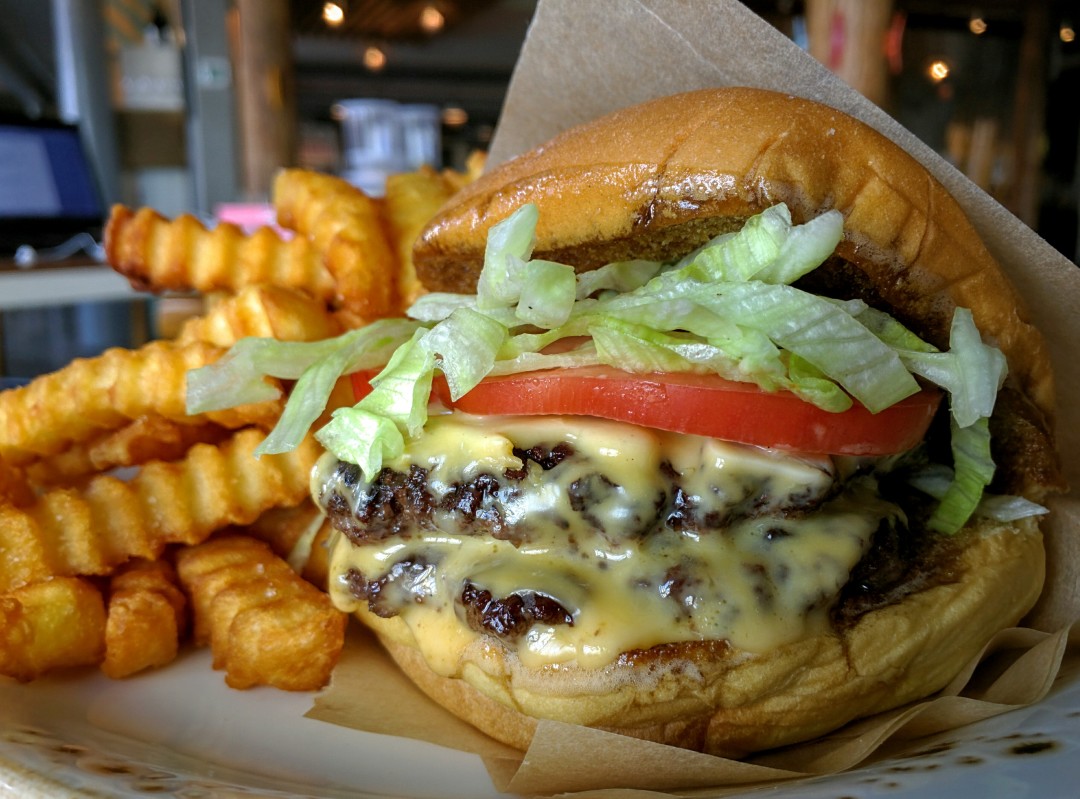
[358,519,1044,757]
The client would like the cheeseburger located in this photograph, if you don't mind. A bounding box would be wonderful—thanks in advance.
[193,88,1063,757]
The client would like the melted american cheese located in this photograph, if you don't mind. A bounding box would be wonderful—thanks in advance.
[316,413,897,673]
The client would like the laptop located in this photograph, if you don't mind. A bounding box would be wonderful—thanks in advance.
[0,115,106,258]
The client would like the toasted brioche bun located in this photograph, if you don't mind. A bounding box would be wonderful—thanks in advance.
[352,88,1058,755]
[360,517,1044,756]
[416,87,1055,430]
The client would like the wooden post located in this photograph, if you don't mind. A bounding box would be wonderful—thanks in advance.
[1007,0,1050,227]
[806,0,894,108]
[231,0,297,200]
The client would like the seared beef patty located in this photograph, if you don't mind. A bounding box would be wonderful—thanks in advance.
[321,427,958,648]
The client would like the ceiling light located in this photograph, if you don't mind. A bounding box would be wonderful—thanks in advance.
[363,45,387,71]
[1062,24,1076,44]
[968,16,987,35]
[420,4,445,34]
[442,106,468,127]
[928,60,950,83]
[323,2,345,27]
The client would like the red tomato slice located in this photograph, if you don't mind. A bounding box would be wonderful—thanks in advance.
[350,366,941,456]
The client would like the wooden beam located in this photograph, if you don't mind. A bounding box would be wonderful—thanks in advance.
[1006,0,1050,227]
[232,0,297,200]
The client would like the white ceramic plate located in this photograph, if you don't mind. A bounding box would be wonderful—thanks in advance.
[1,646,1078,798]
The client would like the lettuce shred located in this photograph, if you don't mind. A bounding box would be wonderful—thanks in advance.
[186,201,1027,533]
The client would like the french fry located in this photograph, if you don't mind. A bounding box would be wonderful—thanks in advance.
[219,591,344,691]
[109,558,187,633]
[25,415,230,488]
[104,205,337,304]
[0,459,35,507]
[383,167,458,307]
[243,501,322,561]
[102,559,187,679]
[176,535,346,690]
[20,442,95,488]
[0,428,322,593]
[0,166,447,687]
[381,156,485,307]
[0,340,283,466]
[0,577,106,681]
[443,150,487,192]
[272,169,365,252]
[74,414,228,473]
[242,501,333,590]
[272,169,399,324]
[177,284,341,348]
[174,535,271,645]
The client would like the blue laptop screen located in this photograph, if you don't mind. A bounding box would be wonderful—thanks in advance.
[0,122,102,220]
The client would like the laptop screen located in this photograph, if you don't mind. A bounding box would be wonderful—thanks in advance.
[0,117,105,255]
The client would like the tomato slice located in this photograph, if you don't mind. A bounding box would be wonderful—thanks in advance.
[350,366,941,456]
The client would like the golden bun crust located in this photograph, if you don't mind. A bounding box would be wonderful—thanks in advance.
[360,518,1044,756]
[415,87,1055,428]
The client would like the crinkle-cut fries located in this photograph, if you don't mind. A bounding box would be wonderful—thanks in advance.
[0,160,481,689]
[106,205,337,304]
[176,534,346,690]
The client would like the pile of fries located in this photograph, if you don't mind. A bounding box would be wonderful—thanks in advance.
[0,156,483,689]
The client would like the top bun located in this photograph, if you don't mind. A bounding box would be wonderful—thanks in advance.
[415,87,1056,436]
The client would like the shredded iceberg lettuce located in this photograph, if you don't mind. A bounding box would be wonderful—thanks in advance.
[316,330,435,475]
[908,463,1047,525]
[186,319,424,455]
[186,200,1019,534]
[475,202,537,310]
[927,417,996,534]
[575,259,662,299]
[419,306,507,400]
[515,259,577,328]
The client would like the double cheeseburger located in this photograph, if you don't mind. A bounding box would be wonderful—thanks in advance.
[305,88,1063,756]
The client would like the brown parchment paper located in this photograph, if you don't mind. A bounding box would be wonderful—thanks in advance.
[308,0,1080,794]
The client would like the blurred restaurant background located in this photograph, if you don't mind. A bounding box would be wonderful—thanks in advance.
[0,0,1077,377]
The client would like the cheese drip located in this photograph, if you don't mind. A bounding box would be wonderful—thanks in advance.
[316,413,897,673]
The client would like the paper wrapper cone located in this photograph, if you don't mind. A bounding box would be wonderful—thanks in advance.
[307,0,1080,793]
